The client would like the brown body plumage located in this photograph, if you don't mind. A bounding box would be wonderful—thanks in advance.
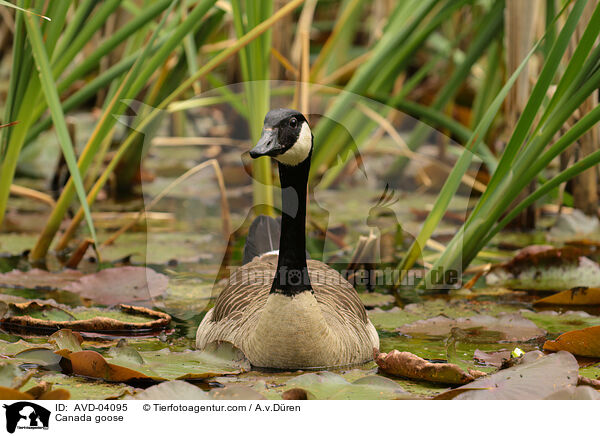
[196,254,379,369]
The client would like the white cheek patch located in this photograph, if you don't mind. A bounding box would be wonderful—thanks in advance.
[275,122,312,166]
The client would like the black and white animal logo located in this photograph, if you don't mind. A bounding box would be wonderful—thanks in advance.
[3,402,50,433]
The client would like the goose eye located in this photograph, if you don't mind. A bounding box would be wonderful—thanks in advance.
[289,117,298,128]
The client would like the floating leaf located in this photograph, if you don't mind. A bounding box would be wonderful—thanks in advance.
[358,292,395,308]
[473,349,512,368]
[374,349,484,385]
[60,342,250,382]
[535,287,600,306]
[543,325,600,357]
[125,380,209,400]
[210,386,266,400]
[521,309,600,334]
[440,351,579,399]
[1,302,170,333]
[12,348,62,368]
[549,210,600,242]
[0,268,83,290]
[63,266,168,305]
[284,371,411,400]
[397,313,545,342]
[48,329,83,352]
[0,362,26,388]
[486,247,600,290]
[544,385,600,400]
[0,340,53,357]
[0,267,168,306]
[21,373,133,400]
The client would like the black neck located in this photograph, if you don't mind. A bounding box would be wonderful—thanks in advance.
[271,150,312,296]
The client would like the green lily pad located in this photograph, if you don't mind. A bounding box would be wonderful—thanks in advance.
[0,340,53,356]
[368,299,519,331]
[49,330,82,352]
[100,232,221,265]
[578,365,600,380]
[98,341,251,381]
[283,371,412,400]
[21,373,134,400]
[358,292,395,308]
[486,255,600,290]
[0,234,38,255]
[0,362,25,388]
[397,313,545,342]
[521,309,600,335]
[12,348,62,367]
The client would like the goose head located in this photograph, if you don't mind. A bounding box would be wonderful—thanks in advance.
[249,109,312,166]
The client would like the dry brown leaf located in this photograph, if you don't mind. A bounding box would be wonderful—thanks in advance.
[38,389,71,400]
[535,287,600,305]
[0,386,34,400]
[374,349,485,385]
[282,388,309,400]
[543,325,600,357]
[59,350,151,382]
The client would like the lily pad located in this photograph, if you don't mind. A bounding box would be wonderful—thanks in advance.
[368,299,519,331]
[521,309,600,335]
[473,349,513,368]
[0,268,83,290]
[397,313,546,342]
[1,302,171,333]
[442,351,579,400]
[0,340,53,357]
[20,373,133,400]
[283,371,412,400]
[0,362,26,388]
[358,292,395,308]
[63,266,168,306]
[544,385,600,400]
[0,234,39,255]
[0,267,168,306]
[543,325,600,358]
[61,342,250,382]
[49,329,83,352]
[486,247,600,290]
[549,210,600,242]
[125,380,209,400]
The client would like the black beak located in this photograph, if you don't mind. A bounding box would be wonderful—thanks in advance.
[249,128,280,158]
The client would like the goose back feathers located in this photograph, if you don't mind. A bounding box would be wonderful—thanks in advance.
[195,254,379,369]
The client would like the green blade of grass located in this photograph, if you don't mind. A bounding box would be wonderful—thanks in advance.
[23,12,97,246]
[57,0,306,249]
[397,24,540,290]
[425,0,593,283]
[31,0,182,260]
[0,0,50,20]
[469,0,586,218]
[482,102,600,253]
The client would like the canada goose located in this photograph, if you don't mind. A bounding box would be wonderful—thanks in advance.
[196,108,379,369]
